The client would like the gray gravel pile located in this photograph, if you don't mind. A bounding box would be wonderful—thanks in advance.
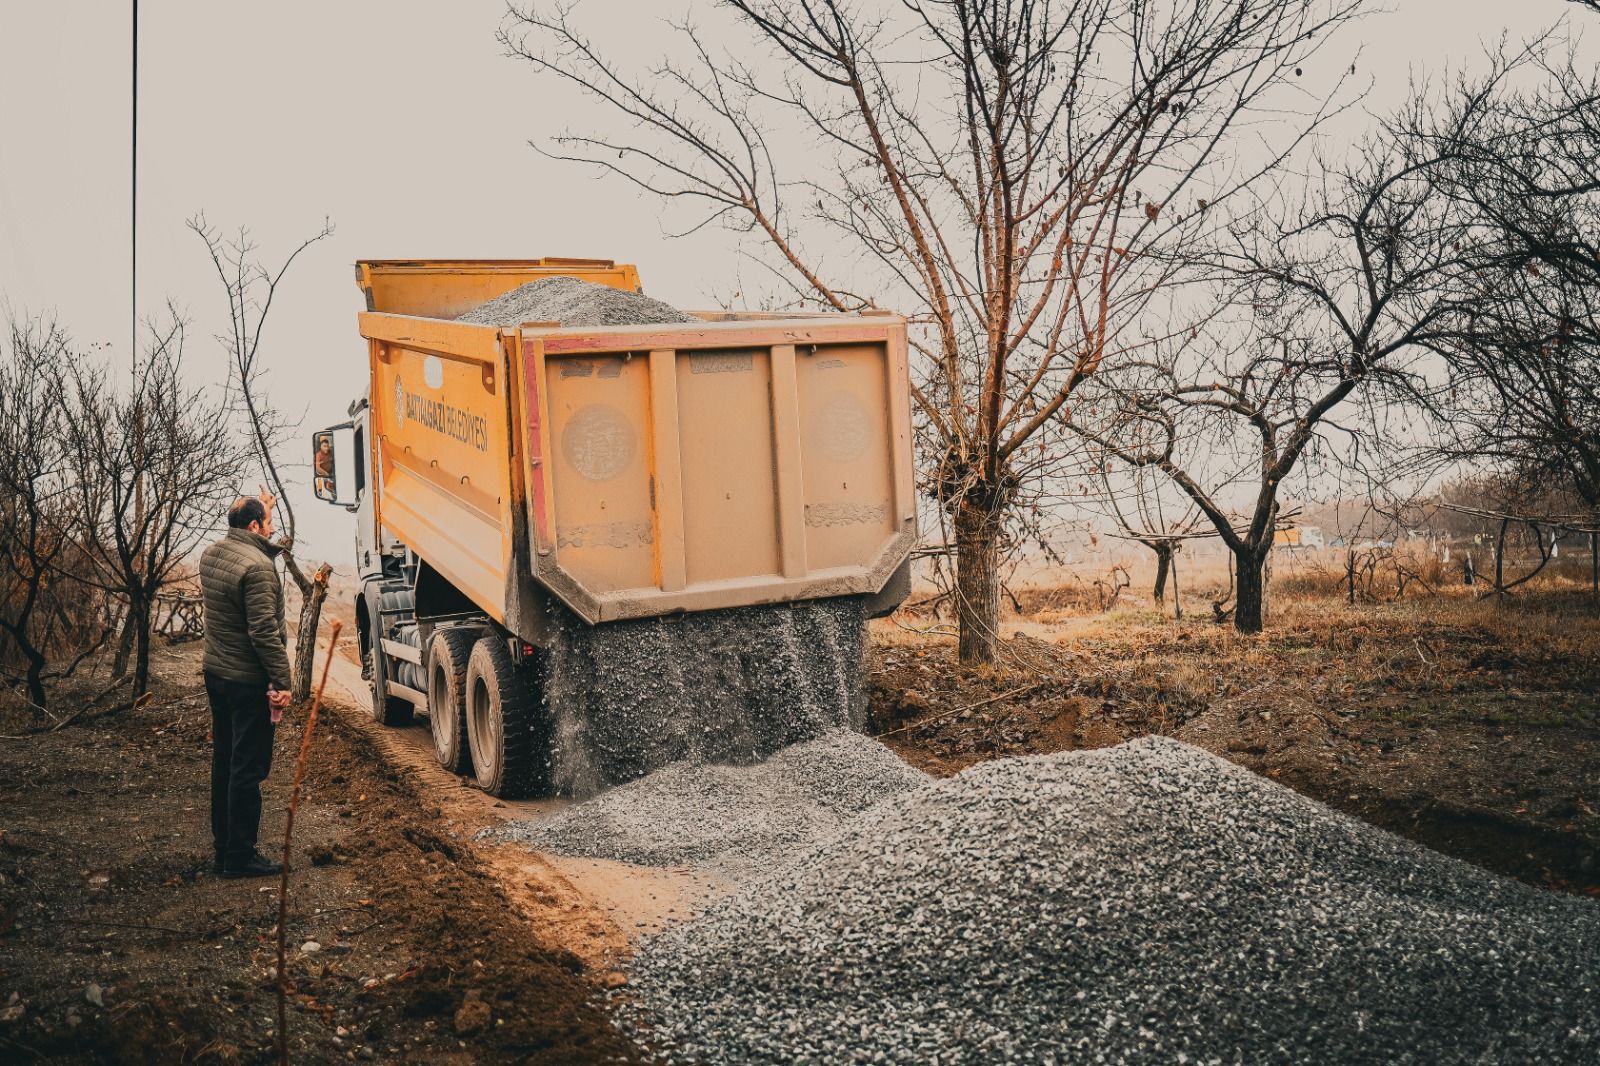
[624,736,1600,1064]
[541,598,869,797]
[491,730,926,876]
[456,275,698,327]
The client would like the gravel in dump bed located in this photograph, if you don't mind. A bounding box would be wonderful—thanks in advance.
[623,736,1600,1065]
[456,275,698,327]
[488,730,926,878]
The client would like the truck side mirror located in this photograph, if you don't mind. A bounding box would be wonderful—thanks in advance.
[312,431,338,502]
[312,426,358,509]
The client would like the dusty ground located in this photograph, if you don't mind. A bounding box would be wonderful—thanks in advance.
[312,584,725,970]
[0,638,640,1066]
[316,646,727,969]
[869,587,1600,894]
[3,578,1595,1064]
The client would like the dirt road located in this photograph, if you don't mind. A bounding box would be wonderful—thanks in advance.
[318,646,727,969]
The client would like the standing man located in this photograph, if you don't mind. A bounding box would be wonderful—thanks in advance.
[199,490,293,878]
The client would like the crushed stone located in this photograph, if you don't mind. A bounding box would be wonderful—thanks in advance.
[622,736,1600,1064]
[488,730,926,877]
[456,275,698,327]
[540,598,869,797]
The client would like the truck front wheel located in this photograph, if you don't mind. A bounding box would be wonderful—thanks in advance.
[464,636,544,798]
[426,627,476,774]
[367,589,416,727]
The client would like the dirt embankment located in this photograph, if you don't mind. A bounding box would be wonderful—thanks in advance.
[0,640,639,1065]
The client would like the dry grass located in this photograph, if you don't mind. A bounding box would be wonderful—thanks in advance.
[881,571,1600,731]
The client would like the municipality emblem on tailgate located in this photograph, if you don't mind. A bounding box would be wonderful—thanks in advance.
[394,378,406,426]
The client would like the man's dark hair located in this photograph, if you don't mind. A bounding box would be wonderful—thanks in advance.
[227,497,266,530]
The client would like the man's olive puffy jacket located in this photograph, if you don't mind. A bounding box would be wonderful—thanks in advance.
[199,528,292,690]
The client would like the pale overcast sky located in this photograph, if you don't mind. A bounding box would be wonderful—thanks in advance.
[0,0,1588,558]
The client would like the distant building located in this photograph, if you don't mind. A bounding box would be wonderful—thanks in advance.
[1273,525,1324,550]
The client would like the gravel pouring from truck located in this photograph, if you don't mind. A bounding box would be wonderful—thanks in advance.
[312,259,914,797]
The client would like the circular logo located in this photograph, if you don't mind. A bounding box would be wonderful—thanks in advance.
[423,355,444,390]
[562,404,636,482]
[816,392,871,463]
[394,378,406,426]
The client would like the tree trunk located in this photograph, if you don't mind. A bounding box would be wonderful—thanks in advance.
[290,563,332,702]
[1151,544,1172,605]
[954,503,1001,665]
[1170,552,1182,621]
[1261,546,1273,624]
[130,596,153,698]
[1233,547,1267,635]
[1493,517,1509,594]
[112,607,136,679]
[1,608,50,711]
[1590,530,1598,610]
[11,636,48,712]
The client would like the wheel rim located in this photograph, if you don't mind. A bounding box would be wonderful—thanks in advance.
[468,674,496,783]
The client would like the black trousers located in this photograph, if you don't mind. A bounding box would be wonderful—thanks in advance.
[206,672,276,865]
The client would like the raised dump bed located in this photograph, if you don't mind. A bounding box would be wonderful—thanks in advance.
[315,259,914,796]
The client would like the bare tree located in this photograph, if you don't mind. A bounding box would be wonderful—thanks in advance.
[1441,476,1597,598]
[1411,37,1600,593]
[1091,465,1204,615]
[1439,261,1600,587]
[190,215,335,702]
[1320,26,1600,602]
[500,0,1366,662]
[1068,75,1486,632]
[57,316,249,697]
[0,317,88,709]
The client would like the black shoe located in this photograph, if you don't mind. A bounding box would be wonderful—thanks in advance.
[220,852,283,879]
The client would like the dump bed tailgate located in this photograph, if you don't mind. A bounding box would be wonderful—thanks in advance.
[519,315,915,623]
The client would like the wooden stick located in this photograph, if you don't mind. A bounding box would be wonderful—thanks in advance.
[276,621,341,1066]
[874,681,1046,739]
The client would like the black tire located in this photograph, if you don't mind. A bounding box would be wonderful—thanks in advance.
[368,588,415,727]
[426,627,476,774]
[465,636,544,798]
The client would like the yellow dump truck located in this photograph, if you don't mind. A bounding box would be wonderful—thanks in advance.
[312,259,914,797]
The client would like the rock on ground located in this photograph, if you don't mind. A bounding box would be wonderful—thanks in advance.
[456,276,697,327]
[623,736,1600,1065]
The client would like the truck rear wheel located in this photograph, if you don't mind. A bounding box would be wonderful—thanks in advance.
[368,589,415,727]
[426,627,476,774]
[465,636,543,798]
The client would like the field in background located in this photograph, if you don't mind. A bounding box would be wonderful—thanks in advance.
[949,540,1600,621]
